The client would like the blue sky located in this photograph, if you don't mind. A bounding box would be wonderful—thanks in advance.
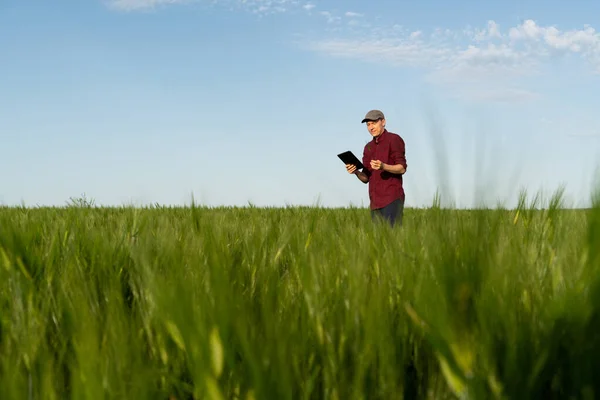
[1,0,600,208]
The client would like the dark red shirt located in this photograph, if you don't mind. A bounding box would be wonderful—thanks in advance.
[362,130,407,209]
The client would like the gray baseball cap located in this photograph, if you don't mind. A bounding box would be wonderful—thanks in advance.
[361,109,385,123]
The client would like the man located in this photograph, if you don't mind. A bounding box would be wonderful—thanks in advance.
[346,110,407,227]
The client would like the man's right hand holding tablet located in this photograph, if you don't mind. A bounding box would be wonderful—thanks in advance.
[346,164,369,183]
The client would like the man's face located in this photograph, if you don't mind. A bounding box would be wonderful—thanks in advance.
[366,119,385,137]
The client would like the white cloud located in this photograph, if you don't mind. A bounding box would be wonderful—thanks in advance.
[308,37,450,67]
[304,19,600,101]
[318,11,341,24]
[106,0,191,11]
[101,1,600,101]
[106,0,306,14]
[308,19,600,72]
[466,20,502,42]
[410,30,422,39]
[507,20,600,56]
[345,11,362,18]
[242,0,304,15]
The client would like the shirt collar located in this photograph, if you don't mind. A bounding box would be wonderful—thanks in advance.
[373,129,388,144]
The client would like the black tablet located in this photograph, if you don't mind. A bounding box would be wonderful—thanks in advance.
[337,151,365,170]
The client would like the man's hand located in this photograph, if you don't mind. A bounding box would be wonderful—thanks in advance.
[346,164,369,183]
[370,160,385,170]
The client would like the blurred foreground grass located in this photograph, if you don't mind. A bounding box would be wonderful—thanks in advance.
[1,190,600,399]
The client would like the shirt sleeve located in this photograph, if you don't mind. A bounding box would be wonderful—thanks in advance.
[390,136,407,170]
[362,147,372,176]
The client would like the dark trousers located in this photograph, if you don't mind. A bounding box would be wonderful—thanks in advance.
[371,198,405,227]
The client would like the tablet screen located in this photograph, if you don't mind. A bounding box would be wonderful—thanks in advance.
[337,151,365,170]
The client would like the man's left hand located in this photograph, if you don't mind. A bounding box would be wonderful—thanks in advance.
[370,160,385,170]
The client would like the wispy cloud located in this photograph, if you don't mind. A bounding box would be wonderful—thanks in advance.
[238,0,304,15]
[105,0,192,11]
[106,0,308,14]
[344,11,362,18]
[318,11,341,24]
[102,1,600,103]
[304,19,600,101]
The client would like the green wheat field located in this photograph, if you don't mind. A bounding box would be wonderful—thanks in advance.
[1,189,600,400]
